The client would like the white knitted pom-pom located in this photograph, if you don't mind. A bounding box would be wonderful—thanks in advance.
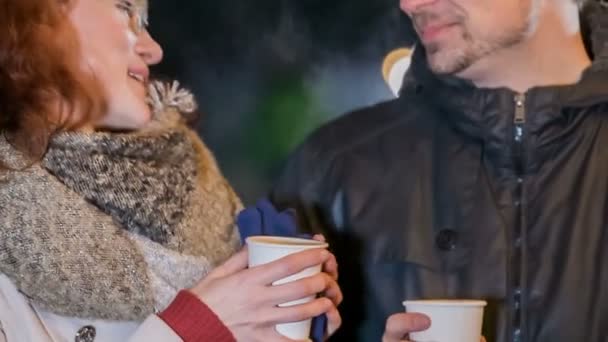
[147,80,198,116]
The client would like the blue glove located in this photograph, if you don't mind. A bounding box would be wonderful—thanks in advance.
[236,199,327,342]
[237,199,309,242]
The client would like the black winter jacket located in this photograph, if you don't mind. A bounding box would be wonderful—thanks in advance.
[272,3,608,341]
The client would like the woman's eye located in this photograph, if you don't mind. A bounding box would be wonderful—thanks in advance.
[114,0,146,34]
[116,0,135,18]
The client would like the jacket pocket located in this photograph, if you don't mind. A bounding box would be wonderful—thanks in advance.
[365,222,472,273]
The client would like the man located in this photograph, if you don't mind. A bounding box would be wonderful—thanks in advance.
[271,0,608,341]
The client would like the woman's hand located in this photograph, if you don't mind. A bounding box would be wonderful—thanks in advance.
[190,247,342,341]
[312,234,342,338]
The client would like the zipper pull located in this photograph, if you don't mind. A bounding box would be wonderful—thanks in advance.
[514,94,526,124]
[514,94,526,142]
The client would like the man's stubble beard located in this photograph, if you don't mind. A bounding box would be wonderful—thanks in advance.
[424,12,533,75]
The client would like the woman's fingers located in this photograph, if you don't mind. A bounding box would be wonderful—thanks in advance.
[312,234,326,242]
[268,273,329,304]
[208,247,249,279]
[326,304,342,336]
[322,273,343,306]
[248,248,330,285]
[322,253,338,281]
[269,297,335,324]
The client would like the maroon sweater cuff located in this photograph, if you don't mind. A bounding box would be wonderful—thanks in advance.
[158,290,236,342]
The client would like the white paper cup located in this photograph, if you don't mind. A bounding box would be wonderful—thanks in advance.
[246,236,328,341]
[402,300,487,342]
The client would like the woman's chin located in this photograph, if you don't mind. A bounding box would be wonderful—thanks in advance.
[95,104,152,131]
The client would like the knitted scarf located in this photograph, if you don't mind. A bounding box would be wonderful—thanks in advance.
[0,82,242,321]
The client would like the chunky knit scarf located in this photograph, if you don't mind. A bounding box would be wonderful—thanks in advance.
[0,82,242,321]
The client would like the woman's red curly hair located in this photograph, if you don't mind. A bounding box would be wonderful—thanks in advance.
[0,0,105,168]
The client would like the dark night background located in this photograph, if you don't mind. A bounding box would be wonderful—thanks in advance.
[148,0,417,203]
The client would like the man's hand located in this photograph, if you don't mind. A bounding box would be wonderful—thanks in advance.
[382,313,486,342]
[382,313,431,342]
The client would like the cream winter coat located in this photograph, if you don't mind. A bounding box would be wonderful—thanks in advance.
[0,274,182,342]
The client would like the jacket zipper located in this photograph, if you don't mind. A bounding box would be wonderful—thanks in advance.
[514,94,526,145]
[512,93,526,342]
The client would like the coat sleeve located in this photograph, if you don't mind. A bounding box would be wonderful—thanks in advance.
[270,140,338,236]
[128,291,236,342]
[270,138,368,342]
[0,322,6,342]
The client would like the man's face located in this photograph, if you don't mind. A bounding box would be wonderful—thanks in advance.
[400,0,537,75]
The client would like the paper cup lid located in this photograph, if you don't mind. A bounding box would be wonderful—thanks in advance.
[246,236,328,249]
[403,299,487,307]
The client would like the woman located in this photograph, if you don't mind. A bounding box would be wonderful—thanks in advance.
[0,0,342,341]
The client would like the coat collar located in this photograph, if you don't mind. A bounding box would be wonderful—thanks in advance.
[399,2,608,171]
